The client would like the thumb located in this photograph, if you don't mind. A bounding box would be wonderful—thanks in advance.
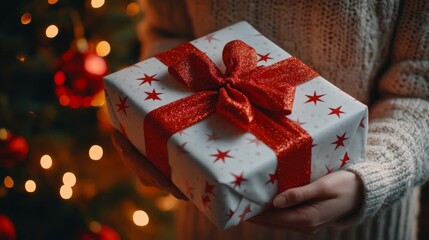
[272,182,322,208]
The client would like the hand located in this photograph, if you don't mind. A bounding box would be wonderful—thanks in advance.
[111,130,188,200]
[250,170,363,234]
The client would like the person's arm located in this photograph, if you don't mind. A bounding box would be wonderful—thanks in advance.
[252,0,429,232]
[344,0,429,222]
[137,0,193,58]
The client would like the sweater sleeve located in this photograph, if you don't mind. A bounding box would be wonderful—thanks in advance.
[345,0,429,223]
[136,0,193,59]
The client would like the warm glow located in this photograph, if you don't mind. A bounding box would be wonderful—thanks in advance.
[60,185,73,199]
[17,55,26,62]
[89,145,103,161]
[133,210,149,227]
[89,221,102,232]
[92,91,105,107]
[21,12,32,24]
[59,95,70,106]
[96,41,111,57]
[0,128,8,140]
[84,54,107,75]
[126,2,140,16]
[63,172,76,187]
[25,180,36,192]
[54,71,65,86]
[46,25,59,38]
[40,154,53,169]
[91,0,105,8]
[48,0,58,4]
[4,176,14,188]
[156,195,179,211]
[76,38,88,52]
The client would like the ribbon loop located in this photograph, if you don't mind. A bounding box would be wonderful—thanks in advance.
[216,84,254,130]
[222,40,258,77]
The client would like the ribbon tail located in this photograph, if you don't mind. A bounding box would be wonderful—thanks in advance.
[249,109,312,193]
[144,91,218,178]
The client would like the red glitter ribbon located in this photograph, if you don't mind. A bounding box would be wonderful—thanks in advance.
[145,40,318,192]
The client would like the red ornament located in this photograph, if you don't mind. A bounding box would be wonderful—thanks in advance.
[0,129,28,166]
[54,50,108,108]
[81,225,120,240]
[0,214,16,240]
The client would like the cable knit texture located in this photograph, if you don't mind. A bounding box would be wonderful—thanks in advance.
[137,0,429,239]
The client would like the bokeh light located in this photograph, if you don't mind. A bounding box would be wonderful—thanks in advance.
[25,180,36,193]
[133,210,149,227]
[89,145,103,161]
[21,13,32,24]
[91,0,105,8]
[156,195,179,211]
[4,176,14,188]
[40,154,53,169]
[63,172,76,187]
[60,185,73,199]
[96,41,111,57]
[126,2,140,16]
[0,128,8,140]
[46,25,59,38]
[48,0,58,4]
[84,54,107,75]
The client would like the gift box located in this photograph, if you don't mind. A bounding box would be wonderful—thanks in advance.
[103,21,368,229]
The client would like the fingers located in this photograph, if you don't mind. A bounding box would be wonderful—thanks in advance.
[273,182,325,208]
[111,130,188,200]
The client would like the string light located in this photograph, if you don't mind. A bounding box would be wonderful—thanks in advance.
[59,95,70,106]
[133,210,149,227]
[155,195,179,211]
[84,54,107,75]
[21,12,32,24]
[16,55,26,62]
[89,221,102,232]
[4,176,14,188]
[46,24,59,38]
[95,41,110,57]
[126,2,140,16]
[40,154,53,169]
[63,172,76,187]
[25,180,36,193]
[89,145,103,161]
[60,185,73,199]
[48,0,58,4]
[91,0,105,9]
[0,128,8,140]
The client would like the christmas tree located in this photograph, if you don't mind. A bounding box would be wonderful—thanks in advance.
[0,0,177,239]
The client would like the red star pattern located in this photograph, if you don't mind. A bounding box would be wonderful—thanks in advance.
[115,96,129,115]
[204,181,215,196]
[246,137,262,146]
[202,195,211,208]
[238,204,252,223]
[328,106,345,118]
[231,172,247,188]
[183,178,194,200]
[177,142,189,155]
[340,152,350,168]
[206,131,221,141]
[144,89,162,101]
[226,209,235,220]
[305,91,326,105]
[178,130,187,136]
[292,118,306,126]
[119,123,127,138]
[331,132,349,150]
[204,34,219,43]
[257,53,273,62]
[359,117,366,128]
[137,73,158,86]
[265,173,277,185]
[211,149,233,163]
[325,165,334,174]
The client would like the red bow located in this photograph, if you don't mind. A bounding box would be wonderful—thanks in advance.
[145,40,318,192]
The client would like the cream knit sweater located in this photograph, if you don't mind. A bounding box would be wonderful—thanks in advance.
[137,0,429,239]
